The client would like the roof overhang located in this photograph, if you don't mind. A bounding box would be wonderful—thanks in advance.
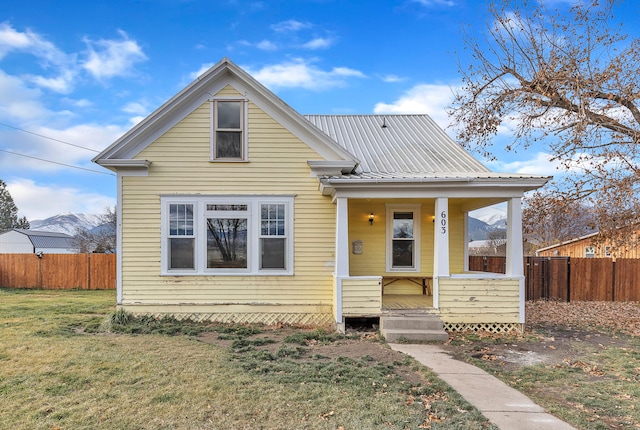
[318,175,551,200]
[94,159,151,172]
[307,160,358,177]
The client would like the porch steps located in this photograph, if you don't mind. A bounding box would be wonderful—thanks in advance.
[380,313,449,343]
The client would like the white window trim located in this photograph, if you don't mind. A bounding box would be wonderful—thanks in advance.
[386,204,421,272]
[210,98,249,162]
[584,246,595,258]
[161,195,294,276]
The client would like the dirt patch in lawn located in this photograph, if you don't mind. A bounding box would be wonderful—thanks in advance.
[442,301,640,373]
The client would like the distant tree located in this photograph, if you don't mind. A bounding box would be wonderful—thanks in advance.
[450,0,640,245]
[0,179,29,231]
[487,229,507,256]
[522,191,598,254]
[72,206,116,253]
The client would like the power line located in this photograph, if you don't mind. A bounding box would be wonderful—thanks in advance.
[0,122,100,153]
[0,149,115,176]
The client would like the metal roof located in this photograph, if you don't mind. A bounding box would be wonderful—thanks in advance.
[304,114,492,175]
[12,229,75,249]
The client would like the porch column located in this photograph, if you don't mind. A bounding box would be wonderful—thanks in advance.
[506,197,525,324]
[334,197,349,329]
[335,197,349,277]
[505,197,524,276]
[433,198,449,308]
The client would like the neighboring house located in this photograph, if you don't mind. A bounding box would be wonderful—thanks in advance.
[93,58,549,333]
[536,231,640,259]
[0,229,76,254]
[468,240,507,256]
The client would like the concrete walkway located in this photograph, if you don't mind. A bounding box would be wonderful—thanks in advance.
[389,344,577,430]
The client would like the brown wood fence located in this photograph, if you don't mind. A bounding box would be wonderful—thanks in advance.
[0,253,116,290]
[470,256,640,302]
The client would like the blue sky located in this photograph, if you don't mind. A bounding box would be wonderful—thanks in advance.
[0,0,634,221]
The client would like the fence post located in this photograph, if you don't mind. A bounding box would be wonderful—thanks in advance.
[87,253,91,290]
[611,260,616,302]
[566,257,571,303]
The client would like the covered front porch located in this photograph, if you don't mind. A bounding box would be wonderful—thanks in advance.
[332,195,527,332]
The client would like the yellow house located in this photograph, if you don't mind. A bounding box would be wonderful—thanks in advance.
[93,58,549,335]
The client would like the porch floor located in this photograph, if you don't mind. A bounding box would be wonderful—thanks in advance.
[382,294,433,310]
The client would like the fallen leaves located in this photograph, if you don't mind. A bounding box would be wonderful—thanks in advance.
[527,300,640,336]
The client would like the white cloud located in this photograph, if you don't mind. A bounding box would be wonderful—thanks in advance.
[379,74,406,83]
[412,0,456,6]
[0,70,50,121]
[373,83,456,128]
[122,101,149,116]
[256,39,278,51]
[0,22,67,64]
[271,20,312,33]
[7,178,114,221]
[301,37,334,50]
[190,63,216,80]
[244,59,366,91]
[0,22,77,93]
[82,30,147,80]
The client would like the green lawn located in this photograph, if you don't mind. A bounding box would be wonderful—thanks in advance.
[0,288,495,429]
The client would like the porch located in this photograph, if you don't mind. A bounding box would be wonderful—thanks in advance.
[382,293,433,310]
[333,195,526,331]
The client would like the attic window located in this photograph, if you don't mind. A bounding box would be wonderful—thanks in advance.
[211,100,247,161]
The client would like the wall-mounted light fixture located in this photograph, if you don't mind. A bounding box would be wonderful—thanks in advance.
[369,213,375,225]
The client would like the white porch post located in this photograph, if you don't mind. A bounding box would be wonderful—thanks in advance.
[505,197,525,323]
[334,197,349,328]
[433,197,450,308]
[505,197,524,276]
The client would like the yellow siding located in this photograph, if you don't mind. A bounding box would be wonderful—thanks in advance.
[347,199,466,294]
[437,277,520,323]
[341,276,382,316]
[120,86,335,324]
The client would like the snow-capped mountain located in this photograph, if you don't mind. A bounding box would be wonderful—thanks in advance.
[29,213,103,236]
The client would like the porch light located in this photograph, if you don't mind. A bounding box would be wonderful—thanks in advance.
[369,213,375,225]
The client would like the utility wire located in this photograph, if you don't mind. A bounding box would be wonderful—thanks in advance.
[0,122,100,153]
[0,149,115,176]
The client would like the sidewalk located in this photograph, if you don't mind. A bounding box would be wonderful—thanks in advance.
[389,343,577,430]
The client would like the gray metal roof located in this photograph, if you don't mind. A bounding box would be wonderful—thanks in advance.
[12,229,75,249]
[304,114,492,175]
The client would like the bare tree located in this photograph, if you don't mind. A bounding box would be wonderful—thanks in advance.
[522,191,598,254]
[73,206,117,253]
[450,0,640,244]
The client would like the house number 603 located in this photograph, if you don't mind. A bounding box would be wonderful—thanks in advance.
[440,211,447,234]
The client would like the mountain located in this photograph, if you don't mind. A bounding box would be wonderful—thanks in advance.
[27,211,506,240]
[29,213,103,236]
[468,217,505,241]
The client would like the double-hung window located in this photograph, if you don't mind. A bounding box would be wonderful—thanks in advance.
[386,205,421,272]
[162,196,293,275]
[168,203,195,270]
[211,100,247,161]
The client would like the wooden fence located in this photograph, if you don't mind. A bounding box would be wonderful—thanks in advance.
[0,253,116,290]
[470,256,640,302]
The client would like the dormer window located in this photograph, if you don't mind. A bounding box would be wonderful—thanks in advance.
[211,99,247,161]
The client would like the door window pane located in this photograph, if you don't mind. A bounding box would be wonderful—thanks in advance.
[392,211,415,269]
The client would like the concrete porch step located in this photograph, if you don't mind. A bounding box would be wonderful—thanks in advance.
[380,314,449,343]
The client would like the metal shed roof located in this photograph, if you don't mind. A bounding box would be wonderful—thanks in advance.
[304,114,491,175]
[12,229,74,249]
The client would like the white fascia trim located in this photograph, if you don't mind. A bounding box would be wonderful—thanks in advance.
[308,160,357,177]
[95,159,151,172]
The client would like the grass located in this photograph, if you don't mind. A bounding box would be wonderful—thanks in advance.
[0,288,495,429]
[455,329,640,429]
